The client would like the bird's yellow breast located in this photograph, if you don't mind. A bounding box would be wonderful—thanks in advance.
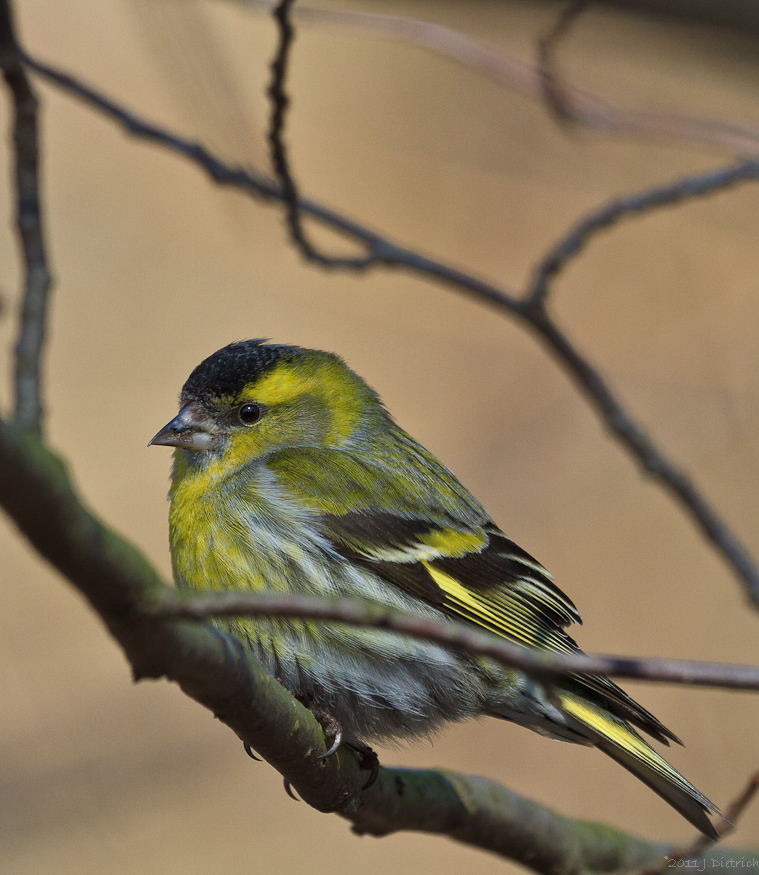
[168,450,321,598]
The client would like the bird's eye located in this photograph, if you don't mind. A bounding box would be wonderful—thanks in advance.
[238,403,263,425]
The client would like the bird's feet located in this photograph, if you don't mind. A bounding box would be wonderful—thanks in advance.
[242,738,299,800]
[280,709,343,802]
[247,699,380,798]
[306,705,344,760]
[304,702,380,789]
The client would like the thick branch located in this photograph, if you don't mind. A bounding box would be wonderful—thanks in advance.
[155,589,759,691]
[20,51,759,609]
[1,6,756,868]
[0,417,756,871]
[0,0,52,433]
[352,768,671,873]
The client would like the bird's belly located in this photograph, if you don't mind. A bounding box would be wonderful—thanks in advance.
[230,615,486,744]
[171,498,508,743]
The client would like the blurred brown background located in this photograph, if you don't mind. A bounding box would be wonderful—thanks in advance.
[1,1,758,872]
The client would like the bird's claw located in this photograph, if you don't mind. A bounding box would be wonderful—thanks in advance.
[321,724,343,759]
[308,707,344,760]
[243,741,261,761]
[245,740,298,800]
[300,703,377,786]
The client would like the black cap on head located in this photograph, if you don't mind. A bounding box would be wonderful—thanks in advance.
[181,339,299,404]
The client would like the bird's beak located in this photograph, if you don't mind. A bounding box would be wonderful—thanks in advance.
[149,401,216,451]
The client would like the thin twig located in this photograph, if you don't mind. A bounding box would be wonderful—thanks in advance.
[20,51,520,311]
[0,1,52,434]
[236,1,759,158]
[19,52,759,608]
[153,589,759,692]
[634,770,759,875]
[537,0,588,124]
[518,308,759,609]
[267,0,372,268]
[528,160,759,307]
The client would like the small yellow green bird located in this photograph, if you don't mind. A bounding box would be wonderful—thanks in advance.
[151,339,721,837]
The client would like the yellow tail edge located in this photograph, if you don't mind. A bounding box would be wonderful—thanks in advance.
[558,690,723,840]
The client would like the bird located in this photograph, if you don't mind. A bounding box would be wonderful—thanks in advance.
[150,338,722,838]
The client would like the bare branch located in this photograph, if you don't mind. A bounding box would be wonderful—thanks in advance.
[518,307,759,609]
[0,418,756,871]
[237,0,759,157]
[0,0,52,433]
[536,0,588,125]
[528,160,759,308]
[19,51,759,609]
[19,51,522,312]
[154,589,759,691]
[267,0,372,268]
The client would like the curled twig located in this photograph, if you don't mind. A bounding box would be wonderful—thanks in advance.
[267,0,373,268]
[235,1,759,157]
[1,3,757,868]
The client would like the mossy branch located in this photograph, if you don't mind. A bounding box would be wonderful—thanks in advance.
[0,418,757,872]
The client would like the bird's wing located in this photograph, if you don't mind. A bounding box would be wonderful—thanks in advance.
[321,509,582,646]
[268,446,722,837]
[267,446,674,743]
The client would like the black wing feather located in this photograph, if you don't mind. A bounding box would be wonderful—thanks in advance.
[318,509,678,745]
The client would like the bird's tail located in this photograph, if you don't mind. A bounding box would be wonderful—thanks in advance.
[557,690,724,839]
